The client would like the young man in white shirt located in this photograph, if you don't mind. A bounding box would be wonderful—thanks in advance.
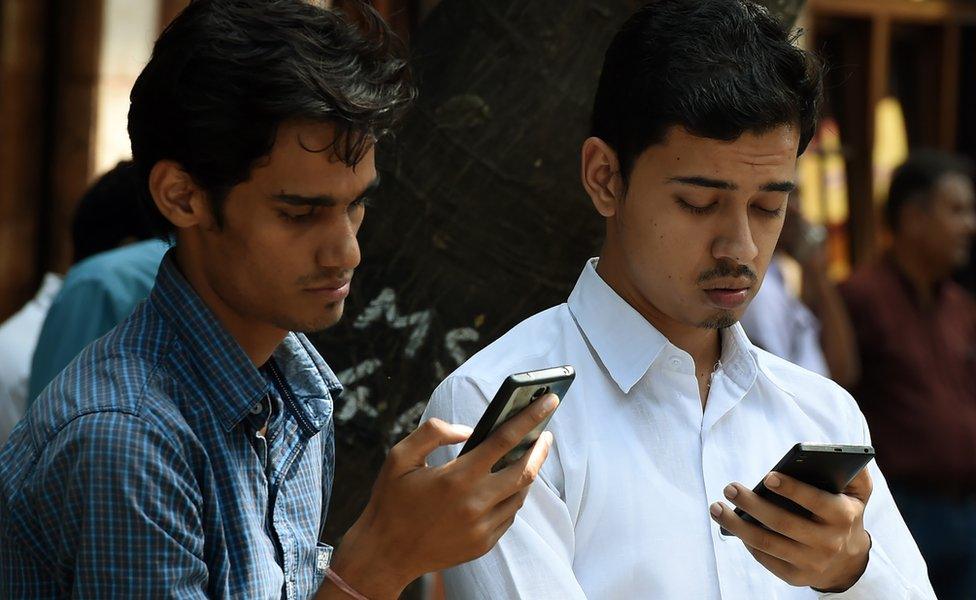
[422,0,934,597]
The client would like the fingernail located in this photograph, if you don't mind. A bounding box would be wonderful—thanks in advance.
[766,473,781,488]
[709,503,723,518]
[539,394,558,413]
[724,484,738,500]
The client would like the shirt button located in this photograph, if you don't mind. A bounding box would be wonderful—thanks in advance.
[249,402,264,415]
[669,357,682,369]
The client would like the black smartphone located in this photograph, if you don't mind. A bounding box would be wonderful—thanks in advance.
[458,366,575,472]
[721,443,875,536]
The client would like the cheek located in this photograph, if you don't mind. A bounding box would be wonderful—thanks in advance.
[754,222,782,259]
[621,214,701,284]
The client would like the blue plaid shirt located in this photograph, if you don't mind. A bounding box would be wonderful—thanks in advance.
[0,251,340,599]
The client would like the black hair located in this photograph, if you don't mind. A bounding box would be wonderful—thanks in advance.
[590,0,823,183]
[885,149,975,232]
[128,0,416,235]
[71,161,156,262]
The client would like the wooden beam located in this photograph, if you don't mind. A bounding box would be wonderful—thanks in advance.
[0,0,49,318]
[42,1,105,274]
[939,23,961,150]
[847,15,890,265]
[810,0,976,24]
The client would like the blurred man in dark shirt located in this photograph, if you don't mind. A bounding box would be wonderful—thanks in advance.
[840,150,976,600]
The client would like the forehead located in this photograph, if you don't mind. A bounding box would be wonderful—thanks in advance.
[934,173,976,205]
[252,120,377,197]
[633,125,800,186]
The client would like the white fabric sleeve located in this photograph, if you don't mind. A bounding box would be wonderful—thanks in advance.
[819,414,936,599]
[422,375,588,600]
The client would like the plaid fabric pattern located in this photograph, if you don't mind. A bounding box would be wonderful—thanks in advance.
[0,251,340,599]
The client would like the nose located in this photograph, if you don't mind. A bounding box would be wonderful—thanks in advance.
[315,213,361,272]
[711,208,759,265]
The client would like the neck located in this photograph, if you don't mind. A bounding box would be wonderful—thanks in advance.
[890,241,944,307]
[174,243,287,367]
[595,251,722,373]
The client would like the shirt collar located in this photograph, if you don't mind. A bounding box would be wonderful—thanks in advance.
[567,258,670,394]
[149,250,341,431]
[567,258,758,395]
[271,333,342,432]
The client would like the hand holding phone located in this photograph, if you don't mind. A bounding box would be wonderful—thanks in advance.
[709,443,875,592]
[329,380,564,598]
[460,366,575,471]
[721,443,875,535]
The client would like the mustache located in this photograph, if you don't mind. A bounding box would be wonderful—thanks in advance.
[296,269,354,287]
[696,262,758,285]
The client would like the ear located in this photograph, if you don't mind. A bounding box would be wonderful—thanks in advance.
[581,137,625,218]
[148,160,215,230]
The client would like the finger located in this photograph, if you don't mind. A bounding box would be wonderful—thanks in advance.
[491,514,517,545]
[391,418,473,469]
[488,431,553,501]
[842,467,873,505]
[471,514,517,561]
[465,394,558,471]
[709,502,806,565]
[487,487,530,531]
[763,472,851,522]
[721,483,818,545]
[745,546,801,584]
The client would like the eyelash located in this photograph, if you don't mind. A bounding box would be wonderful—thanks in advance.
[755,205,785,218]
[675,197,785,218]
[675,197,717,215]
[278,197,371,223]
[279,209,315,223]
[350,196,371,210]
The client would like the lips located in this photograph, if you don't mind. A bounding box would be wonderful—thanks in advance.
[703,287,750,310]
[304,280,351,303]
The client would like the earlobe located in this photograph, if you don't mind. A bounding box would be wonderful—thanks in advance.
[581,137,623,218]
[148,161,211,229]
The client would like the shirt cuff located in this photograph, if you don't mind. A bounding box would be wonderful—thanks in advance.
[817,542,916,600]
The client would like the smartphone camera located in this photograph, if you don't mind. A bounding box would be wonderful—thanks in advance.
[530,386,550,402]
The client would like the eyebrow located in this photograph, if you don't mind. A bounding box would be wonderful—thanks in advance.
[666,176,796,194]
[273,176,381,207]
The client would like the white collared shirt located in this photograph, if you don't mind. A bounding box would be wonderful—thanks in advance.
[423,259,933,599]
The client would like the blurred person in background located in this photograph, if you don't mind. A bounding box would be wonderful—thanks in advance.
[0,279,60,445]
[740,189,859,387]
[840,149,976,600]
[0,161,157,444]
[26,161,167,404]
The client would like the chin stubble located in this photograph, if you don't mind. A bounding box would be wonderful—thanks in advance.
[699,312,737,330]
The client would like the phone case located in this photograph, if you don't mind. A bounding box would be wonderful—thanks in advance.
[459,366,575,471]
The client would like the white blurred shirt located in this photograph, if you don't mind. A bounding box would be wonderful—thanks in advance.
[0,273,62,445]
[740,257,830,376]
[423,258,933,600]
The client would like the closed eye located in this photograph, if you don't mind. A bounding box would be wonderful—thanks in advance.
[278,208,318,223]
[752,204,786,218]
[675,197,717,215]
[349,196,371,211]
